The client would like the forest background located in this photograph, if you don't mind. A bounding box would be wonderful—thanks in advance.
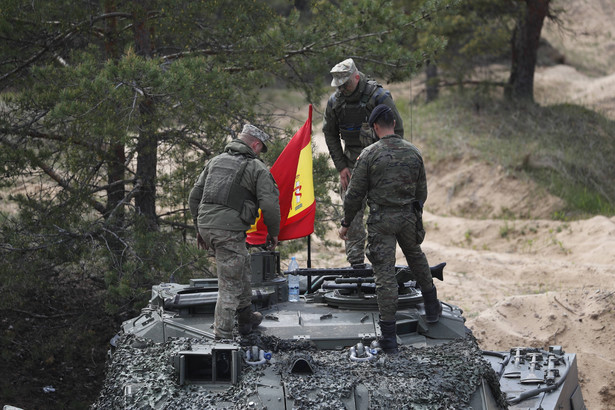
[1,0,614,409]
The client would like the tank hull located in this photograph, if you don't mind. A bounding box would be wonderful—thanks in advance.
[94,252,586,410]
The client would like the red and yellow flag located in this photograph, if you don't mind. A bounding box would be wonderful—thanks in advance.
[246,105,315,244]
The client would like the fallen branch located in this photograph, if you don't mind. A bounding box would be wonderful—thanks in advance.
[3,308,76,319]
[553,296,577,315]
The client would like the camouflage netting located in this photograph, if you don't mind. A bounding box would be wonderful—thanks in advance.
[92,333,507,409]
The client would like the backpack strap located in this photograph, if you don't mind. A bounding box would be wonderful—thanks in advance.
[225,155,256,213]
[364,80,392,111]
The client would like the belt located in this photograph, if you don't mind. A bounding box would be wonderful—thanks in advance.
[370,202,414,211]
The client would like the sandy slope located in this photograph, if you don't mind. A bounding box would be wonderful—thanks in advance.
[423,212,615,409]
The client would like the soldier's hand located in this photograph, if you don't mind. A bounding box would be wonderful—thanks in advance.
[268,235,279,250]
[338,226,349,240]
[340,168,351,191]
[197,233,208,250]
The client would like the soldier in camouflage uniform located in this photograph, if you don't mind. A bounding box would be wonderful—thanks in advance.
[338,105,441,354]
[323,58,404,268]
[189,124,281,339]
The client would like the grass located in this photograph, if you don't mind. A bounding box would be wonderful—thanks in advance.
[499,222,513,239]
[403,91,615,218]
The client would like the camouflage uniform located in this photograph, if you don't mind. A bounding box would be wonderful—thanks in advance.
[343,133,431,321]
[323,72,404,266]
[189,138,280,338]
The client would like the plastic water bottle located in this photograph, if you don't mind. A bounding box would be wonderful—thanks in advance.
[287,256,300,302]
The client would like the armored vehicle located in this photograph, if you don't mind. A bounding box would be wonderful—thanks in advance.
[93,251,586,409]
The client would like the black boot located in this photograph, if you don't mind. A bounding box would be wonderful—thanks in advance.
[237,306,263,336]
[378,320,399,354]
[422,286,442,324]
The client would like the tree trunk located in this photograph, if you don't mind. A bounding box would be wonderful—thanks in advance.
[134,98,158,229]
[506,0,550,101]
[103,0,126,226]
[132,0,158,230]
[425,61,439,103]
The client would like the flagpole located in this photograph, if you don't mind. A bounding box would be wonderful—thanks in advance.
[307,104,313,272]
[306,235,312,292]
[306,104,313,292]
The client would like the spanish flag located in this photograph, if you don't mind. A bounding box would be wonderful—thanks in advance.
[246,105,315,244]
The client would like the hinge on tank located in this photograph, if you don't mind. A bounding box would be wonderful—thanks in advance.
[293,335,311,341]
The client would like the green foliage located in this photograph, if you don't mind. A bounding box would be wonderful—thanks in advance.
[499,222,513,239]
[411,92,615,217]
[2,0,457,253]
[1,0,457,235]
[100,221,213,314]
[0,212,112,408]
[410,0,516,87]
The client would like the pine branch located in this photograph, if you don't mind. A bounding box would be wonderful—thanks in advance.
[2,137,107,215]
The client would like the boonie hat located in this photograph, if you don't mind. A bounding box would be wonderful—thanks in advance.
[330,58,357,87]
[368,104,392,127]
[242,124,271,152]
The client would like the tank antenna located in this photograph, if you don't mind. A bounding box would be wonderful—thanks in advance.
[409,77,413,143]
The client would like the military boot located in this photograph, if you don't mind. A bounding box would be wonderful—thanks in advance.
[378,319,399,354]
[237,306,263,336]
[422,286,442,324]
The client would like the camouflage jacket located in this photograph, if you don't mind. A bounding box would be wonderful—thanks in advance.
[189,139,280,235]
[343,134,427,223]
[323,73,404,172]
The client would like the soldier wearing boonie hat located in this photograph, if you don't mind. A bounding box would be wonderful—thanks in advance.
[241,124,271,153]
[330,58,358,87]
[322,58,405,270]
[189,122,280,340]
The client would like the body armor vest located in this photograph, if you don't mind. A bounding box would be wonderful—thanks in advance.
[202,153,256,212]
[333,80,391,148]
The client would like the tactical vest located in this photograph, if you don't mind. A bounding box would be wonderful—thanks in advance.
[202,152,256,213]
[332,80,392,148]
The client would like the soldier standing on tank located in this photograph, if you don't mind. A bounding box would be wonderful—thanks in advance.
[189,124,281,339]
[338,104,441,354]
[323,58,404,269]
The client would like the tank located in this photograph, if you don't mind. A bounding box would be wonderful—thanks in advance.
[92,251,586,409]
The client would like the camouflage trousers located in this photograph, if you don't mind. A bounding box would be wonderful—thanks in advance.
[341,183,367,266]
[366,207,432,321]
[199,227,252,339]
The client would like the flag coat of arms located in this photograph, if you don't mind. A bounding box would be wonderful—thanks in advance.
[246,105,315,244]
